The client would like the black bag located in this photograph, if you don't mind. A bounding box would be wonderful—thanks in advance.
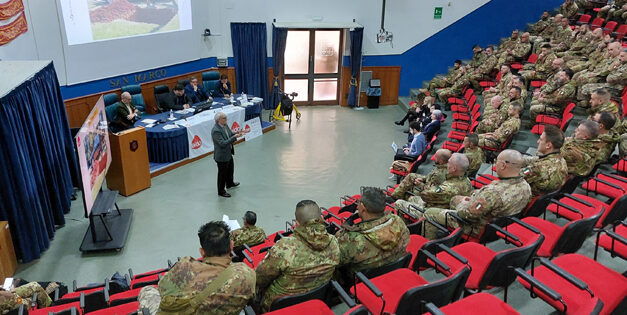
[280,94,293,116]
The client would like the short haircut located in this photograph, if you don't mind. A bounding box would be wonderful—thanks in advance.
[432,110,443,121]
[174,84,184,91]
[501,64,511,70]
[198,221,231,257]
[409,121,421,132]
[214,111,226,122]
[563,68,574,79]
[593,88,610,101]
[359,186,386,214]
[465,133,479,147]
[579,119,600,139]
[295,200,321,224]
[220,74,228,80]
[450,153,469,173]
[541,43,552,49]
[542,125,564,149]
[512,86,522,95]
[510,103,522,114]
[244,211,257,225]
[597,111,617,130]
[436,149,452,163]
[190,76,197,81]
[454,59,462,65]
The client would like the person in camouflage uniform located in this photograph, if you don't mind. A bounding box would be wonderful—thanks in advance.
[521,44,557,82]
[463,134,485,177]
[587,88,621,131]
[552,18,575,53]
[476,95,507,134]
[336,187,410,275]
[467,46,499,89]
[156,221,255,315]
[620,119,627,158]
[231,211,266,248]
[532,14,563,53]
[522,126,569,197]
[0,282,53,314]
[529,58,564,106]
[419,60,464,98]
[579,48,627,104]
[500,87,524,114]
[498,32,532,66]
[530,69,577,121]
[478,104,522,150]
[394,153,474,219]
[558,25,592,60]
[568,39,608,73]
[256,200,339,311]
[574,42,622,105]
[412,150,532,240]
[560,0,579,20]
[483,65,512,100]
[598,1,627,21]
[561,120,604,176]
[529,11,552,36]
[593,111,620,163]
[390,149,452,200]
[437,45,485,103]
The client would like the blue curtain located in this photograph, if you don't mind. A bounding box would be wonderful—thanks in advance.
[0,62,77,262]
[230,23,269,108]
[347,28,364,107]
[269,26,288,110]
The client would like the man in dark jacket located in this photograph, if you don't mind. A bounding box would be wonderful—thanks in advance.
[211,112,247,197]
[161,84,192,111]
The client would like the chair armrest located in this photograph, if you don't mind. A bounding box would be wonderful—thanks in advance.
[80,292,85,309]
[604,173,627,184]
[437,243,468,265]
[331,221,342,231]
[331,280,357,309]
[488,223,521,245]
[515,267,564,304]
[31,292,38,308]
[242,251,253,264]
[587,177,624,193]
[326,211,342,221]
[73,280,77,292]
[425,218,449,234]
[537,258,592,296]
[355,272,383,297]
[605,230,627,247]
[423,302,446,315]
[243,244,253,254]
[550,199,584,219]
[445,211,469,225]
[509,217,541,234]
[167,259,173,268]
[419,248,451,273]
[128,268,134,280]
[561,193,594,207]
[243,305,256,315]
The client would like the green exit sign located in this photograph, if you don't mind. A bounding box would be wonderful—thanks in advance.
[434,7,443,19]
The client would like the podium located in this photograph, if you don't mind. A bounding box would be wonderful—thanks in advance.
[106,127,151,196]
[0,222,17,281]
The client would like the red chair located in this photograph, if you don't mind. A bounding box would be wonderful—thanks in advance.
[451,95,477,113]
[83,301,140,315]
[516,254,627,315]
[575,14,592,25]
[612,24,627,41]
[613,158,627,175]
[594,219,627,260]
[589,17,605,30]
[447,88,473,106]
[451,112,480,132]
[603,21,618,35]
[531,112,573,135]
[453,101,480,121]
[479,72,502,89]
[447,121,479,141]
[581,173,627,200]
[530,80,547,88]
[422,293,520,315]
[535,102,575,126]
[30,302,83,315]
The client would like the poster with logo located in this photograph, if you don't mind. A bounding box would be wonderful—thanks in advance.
[185,106,245,159]
[244,118,262,142]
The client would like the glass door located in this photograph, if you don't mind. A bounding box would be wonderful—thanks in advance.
[283,29,342,105]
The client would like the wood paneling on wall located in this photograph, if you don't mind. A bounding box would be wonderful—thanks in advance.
[64,68,236,128]
[340,66,400,107]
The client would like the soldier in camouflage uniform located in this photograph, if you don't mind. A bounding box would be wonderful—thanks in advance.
[530,69,577,121]
[477,95,507,134]
[390,149,452,200]
[498,32,532,66]
[500,87,524,114]
[156,221,255,315]
[437,45,486,103]
[552,18,575,53]
[467,46,499,90]
[561,120,604,176]
[256,200,339,311]
[478,104,522,150]
[620,119,627,158]
[336,187,410,276]
[0,282,53,314]
[413,150,532,240]
[593,111,620,163]
[419,60,464,98]
[463,134,485,176]
[522,126,569,197]
[558,25,592,60]
[587,88,621,132]
[598,1,627,21]
[560,0,579,20]
[483,65,512,100]
[231,211,266,248]
[568,39,608,73]
[394,153,474,219]
[529,12,552,36]
[574,42,622,105]
[579,48,627,104]
[521,44,557,82]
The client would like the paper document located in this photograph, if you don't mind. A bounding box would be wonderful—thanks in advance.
[145,124,155,128]
[162,124,179,130]
[141,119,157,124]
[252,97,263,102]
[222,215,241,230]
[391,142,398,153]
[2,278,13,290]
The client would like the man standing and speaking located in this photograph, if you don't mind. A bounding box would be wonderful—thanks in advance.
[212,112,248,198]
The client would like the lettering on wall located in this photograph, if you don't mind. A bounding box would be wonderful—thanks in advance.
[109,69,167,88]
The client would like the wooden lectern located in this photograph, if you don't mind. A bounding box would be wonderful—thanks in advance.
[107,127,151,196]
[0,221,17,281]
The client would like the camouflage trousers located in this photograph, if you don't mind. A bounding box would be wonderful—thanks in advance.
[572,71,602,87]
[391,173,425,200]
[437,87,461,104]
[620,134,627,159]
[137,286,160,315]
[0,282,52,314]
[530,104,562,121]
[407,208,461,240]
[519,70,547,82]
[568,60,590,73]
[478,135,502,150]
[393,198,426,224]
[428,77,450,95]
[476,119,499,134]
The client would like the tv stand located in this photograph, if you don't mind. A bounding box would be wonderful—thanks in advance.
[80,190,132,252]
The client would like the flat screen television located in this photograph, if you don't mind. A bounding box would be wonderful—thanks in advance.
[75,96,111,217]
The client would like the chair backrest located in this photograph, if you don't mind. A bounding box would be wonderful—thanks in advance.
[523,189,562,218]
[395,266,471,315]
[478,232,545,289]
[600,195,627,228]
[495,71,502,82]
[462,88,473,102]
[153,84,170,113]
[560,113,574,131]
[103,93,119,107]
[590,17,604,27]
[360,253,413,279]
[550,210,604,257]
[578,14,591,24]
[527,53,539,64]
[621,92,627,118]
[121,84,146,111]
[105,104,118,123]
[604,21,618,34]
[615,24,627,37]
[202,71,221,96]
[560,174,587,195]
[563,102,576,114]
[412,228,463,271]
[177,79,190,88]
[268,281,330,311]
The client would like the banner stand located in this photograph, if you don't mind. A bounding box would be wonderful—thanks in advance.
[79,190,132,252]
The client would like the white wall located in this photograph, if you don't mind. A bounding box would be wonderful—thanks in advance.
[0,0,489,86]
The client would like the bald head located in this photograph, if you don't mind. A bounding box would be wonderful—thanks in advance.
[496,149,524,178]
[294,200,322,225]
[448,153,469,176]
[608,42,621,57]
[435,149,452,165]
[491,95,503,108]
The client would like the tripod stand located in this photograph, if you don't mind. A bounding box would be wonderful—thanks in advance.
[272,90,301,128]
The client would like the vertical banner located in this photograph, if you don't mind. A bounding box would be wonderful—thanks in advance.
[0,11,27,45]
[0,0,24,20]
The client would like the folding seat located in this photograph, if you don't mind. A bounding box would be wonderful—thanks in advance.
[390,155,425,184]
[589,17,605,30]
[613,158,627,176]
[128,261,172,282]
[504,209,603,258]
[451,95,477,114]
[106,285,154,307]
[351,247,470,315]
[129,273,163,290]
[447,88,473,106]
[532,111,574,135]
[479,71,501,89]
[581,173,627,200]
[516,254,627,315]
[83,301,140,315]
[511,53,538,72]
[452,101,480,122]
[603,21,618,35]
[53,280,112,313]
[120,84,146,114]
[441,141,464,153]
[594,219,627,260]
[433,217,544,300]
[575,14,592,25]
[448,119,478,141]
[30,304,83,315]
[470,173,498,189]
[341,194,361,206]
[422,293,520,315]
[534,103,575,126]
[612,24,627,41]
[451,111,481,133]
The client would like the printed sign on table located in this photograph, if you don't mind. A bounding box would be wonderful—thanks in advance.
[244,118,263,142]
[184,106,246,159]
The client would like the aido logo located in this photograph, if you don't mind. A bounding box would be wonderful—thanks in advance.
[231,121,241,133]
[245,124,251,133]
[191,135,202,149]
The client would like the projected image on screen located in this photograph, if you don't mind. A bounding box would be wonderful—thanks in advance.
[60,0,192,45]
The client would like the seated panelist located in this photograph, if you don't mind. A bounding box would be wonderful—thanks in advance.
[185,76,211,103]
[160,84,192,111]
[215,74,232,98]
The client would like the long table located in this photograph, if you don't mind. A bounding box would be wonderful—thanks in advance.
[135,95,261,163]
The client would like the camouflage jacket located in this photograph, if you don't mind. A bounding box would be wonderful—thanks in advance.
[522,152,569,196]
[420,174,474,208]
[492,116,521,144]
[464,147,485,176]
[530,18,550,35]
[560,2,579,19]
[0,283,52,315]
[158,256,255,315]
[469,51,487,68]
[495,72,513,94]
[606,60,627,90]
[597,132,621,163]
[256,220,339,311]
[539,19,557,38]
[561,138,604,176]
[455,177,531,236]
[535,52,558,75]
[336,212,410,275]
[500,97,524,116]
[499,37,518,52]
[552,25,573,43]
[543,82,576,108]
[231,225,266,248]
[588,102,620,120]
[414,163,448,192]
[511,41,532,59]
[592,56,620,77]
[477,54,498,75]
[477,109,507,134]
